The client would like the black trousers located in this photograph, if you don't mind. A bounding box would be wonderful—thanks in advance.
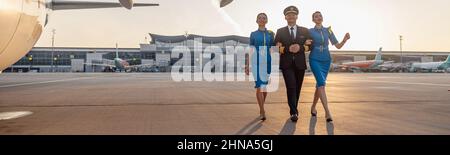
[281,66,305,115]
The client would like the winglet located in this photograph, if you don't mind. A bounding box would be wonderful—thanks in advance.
[119,0,133,9]
[220,0,234,8]
[118,0,160,10]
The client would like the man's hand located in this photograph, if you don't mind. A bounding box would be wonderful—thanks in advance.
[245,66,249,75]
[289,44,300,53]
[305,39,313,46]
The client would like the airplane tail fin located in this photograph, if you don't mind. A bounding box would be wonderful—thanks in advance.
[375,47,382,61]
[445,55,450,63]
[115,43,119,59]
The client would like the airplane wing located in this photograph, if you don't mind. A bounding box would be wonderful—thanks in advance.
[339,64,352,69]
[349,66,361,70]
[84,63,116,68]
[52,0,159,10]
[127,64,155,68]
[52,0,233,10]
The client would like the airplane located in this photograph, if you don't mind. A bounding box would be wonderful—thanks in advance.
[410,55,450,73]
[0,0,234,73]
[339,47,384,72]
[329,63,342,72]
[85,43,155,72]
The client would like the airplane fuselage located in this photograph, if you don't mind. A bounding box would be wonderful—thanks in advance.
[411,62,444,70]
[342,60,384,69]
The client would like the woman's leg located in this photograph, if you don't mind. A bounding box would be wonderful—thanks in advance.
[263,92,268,102]
[311,88,320,114]
[309,60,322,115]
[262,91,268,115]
[318,86,332,120]
[256,88,265,115]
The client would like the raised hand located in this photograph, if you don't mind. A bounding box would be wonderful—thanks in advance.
[344,33,351,41]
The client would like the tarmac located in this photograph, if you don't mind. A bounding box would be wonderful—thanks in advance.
[0,73,449,135]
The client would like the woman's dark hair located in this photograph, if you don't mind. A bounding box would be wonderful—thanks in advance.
[256,13,268,21]
[312,11,321,20]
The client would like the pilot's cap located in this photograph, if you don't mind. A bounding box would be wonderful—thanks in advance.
[284,6,299,16]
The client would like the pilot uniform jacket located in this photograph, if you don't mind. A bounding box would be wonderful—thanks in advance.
[274,25,312,70]
[275,25,312,116]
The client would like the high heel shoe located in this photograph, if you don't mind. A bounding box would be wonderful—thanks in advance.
[325,113,333,122]
[311,110,317,117]
[260,112,266,121]
[260,114,266,121]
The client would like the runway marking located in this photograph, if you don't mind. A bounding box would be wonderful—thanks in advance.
[0,77,97,88]
[0,111,33,120]
[340,79,450,87]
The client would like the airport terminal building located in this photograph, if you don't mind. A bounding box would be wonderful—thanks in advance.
[5,33,450,73]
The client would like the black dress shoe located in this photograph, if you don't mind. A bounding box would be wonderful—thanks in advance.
[290,114,298,122]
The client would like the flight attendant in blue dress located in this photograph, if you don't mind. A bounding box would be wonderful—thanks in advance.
[246,13,274,121]
[309,11,350,122]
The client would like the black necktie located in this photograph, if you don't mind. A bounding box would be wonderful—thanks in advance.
[290,27,295,40]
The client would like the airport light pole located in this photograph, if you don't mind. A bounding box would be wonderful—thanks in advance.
[184,31,189,47]
[399,35,403,64]
[51,29,56,72]
[54,56,58,72]
[184,31,190,70]
[28,55,33,72]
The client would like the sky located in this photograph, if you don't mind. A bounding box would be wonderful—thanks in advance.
[35,0,450,52]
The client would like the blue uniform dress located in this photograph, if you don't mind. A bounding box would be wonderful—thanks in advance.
[309,26,339,88]
[250,29,274,88]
